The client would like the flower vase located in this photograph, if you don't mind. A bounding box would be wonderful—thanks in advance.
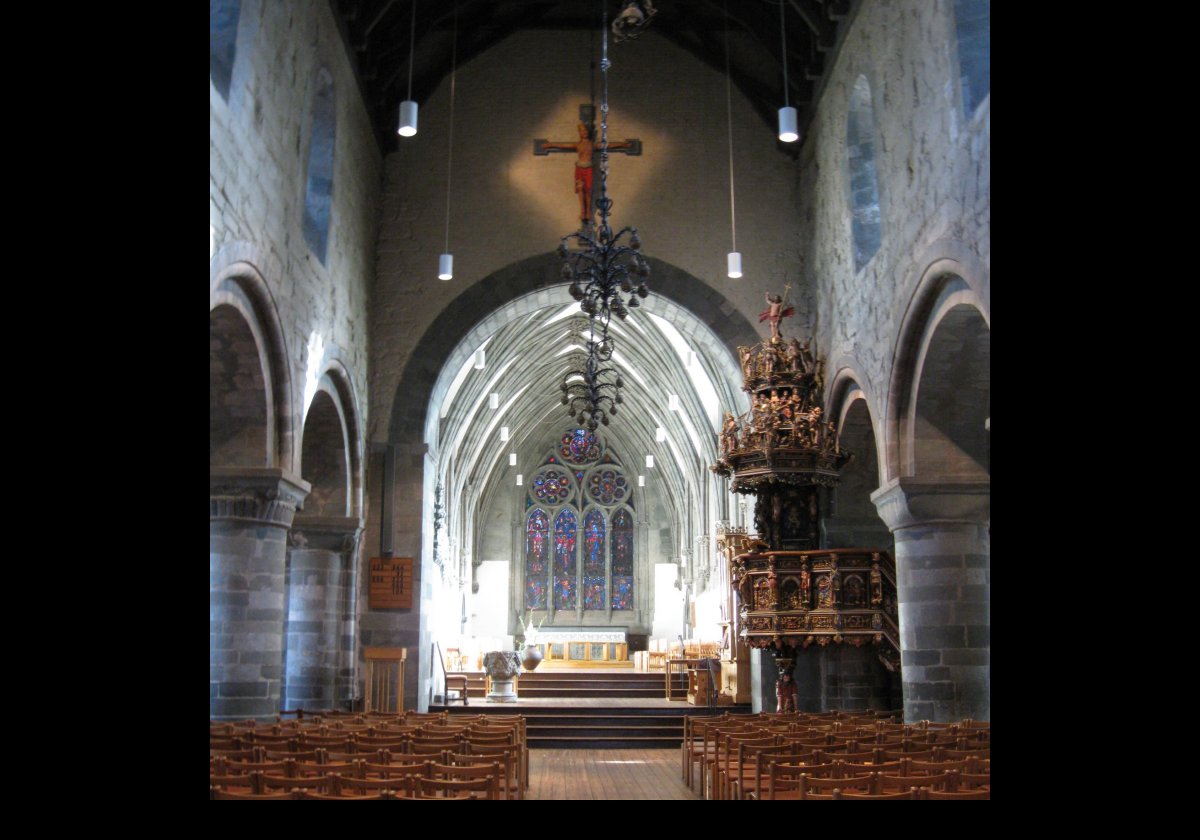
[522,644,543,672]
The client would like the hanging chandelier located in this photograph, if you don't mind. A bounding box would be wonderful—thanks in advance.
[557,1,652,429]
[559,322,624,431]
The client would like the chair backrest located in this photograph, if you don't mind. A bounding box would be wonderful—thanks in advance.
[417,774,500,799]
[832,787,919,800]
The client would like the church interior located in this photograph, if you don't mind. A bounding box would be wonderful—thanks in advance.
[210,0,989,799]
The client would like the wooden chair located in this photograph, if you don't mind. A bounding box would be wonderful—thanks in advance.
[764,761,838,800]
[713,733,778,800]
[211,786,295,800]
[797,773,875,800]
[465,742,526,797]
[445,750,518,800]
[330,773,419,797]
[832,787,920,800]
[921,786,990,800]
[416,775,499,799]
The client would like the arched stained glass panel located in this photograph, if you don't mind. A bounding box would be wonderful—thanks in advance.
[611,509,633,610]
[553,509,577,610]
[525,509,548,609]
[583,509,606,610]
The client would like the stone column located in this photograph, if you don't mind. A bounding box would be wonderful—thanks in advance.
[284,515,362,713]
[210,467,310,721]
[872,478,989,723]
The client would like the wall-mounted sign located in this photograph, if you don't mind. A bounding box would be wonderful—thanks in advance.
[369,557,413,609]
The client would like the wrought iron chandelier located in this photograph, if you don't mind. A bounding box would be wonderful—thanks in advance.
[557,1,652,429]
[560,323,624,430]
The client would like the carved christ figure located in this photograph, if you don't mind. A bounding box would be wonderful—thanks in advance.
[760,290,795,342]
[540,122,634,224]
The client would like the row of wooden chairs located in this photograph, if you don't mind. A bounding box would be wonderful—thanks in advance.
[212,714,529,800]
[683,713,990,800]
[210,763,502,799]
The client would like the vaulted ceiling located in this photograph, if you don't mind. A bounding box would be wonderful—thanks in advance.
[331,0,856,154]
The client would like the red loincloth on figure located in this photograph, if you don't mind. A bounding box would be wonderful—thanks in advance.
[575,163,593,193]
[759,305,795,322]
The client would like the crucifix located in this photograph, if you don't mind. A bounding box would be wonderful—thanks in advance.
[534,104,642,233]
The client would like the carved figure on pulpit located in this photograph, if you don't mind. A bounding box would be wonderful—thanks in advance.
[870,558,883,606]
[799,566,810,609]
[738,346,753,381]
[786,338,801,372]
[721,411,740,455]
[754,575,773,610]
[776,672,798,713]
[844,574,865,607]
[737,568,753,611]
[808,407,823,447]
[817,574,839,608]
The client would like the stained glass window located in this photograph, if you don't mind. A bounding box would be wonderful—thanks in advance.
[611,508,633,610]
[522,435,635,619]
[533,469,572,504]
[587,468,628,505]
[553,509,577,610]
[525,509,548,609]
[560,428,601,465]
[583,509,606,610]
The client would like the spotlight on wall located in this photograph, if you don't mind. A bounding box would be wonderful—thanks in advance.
[501,425,510,441]
[509,452,517,466]
[516,473,523,486]
[668,394,681,411]
[638,474,645,487]
[489,392,499,410]
[655,425,666,442]
[645,454,655,469]
[473,349,485,369]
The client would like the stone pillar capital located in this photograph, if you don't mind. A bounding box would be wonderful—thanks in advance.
[289,514,364,552]
[210,467,311,529]
[870,477,990,532]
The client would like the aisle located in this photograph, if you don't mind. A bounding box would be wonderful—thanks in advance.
[525,748,700,800]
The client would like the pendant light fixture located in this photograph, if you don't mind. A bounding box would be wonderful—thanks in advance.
[723,1,741,278]
[778,0,798,143]
[397,1,418,136]
[438,2,458,280]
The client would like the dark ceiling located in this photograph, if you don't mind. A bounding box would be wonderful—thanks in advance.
[330,0,856,154]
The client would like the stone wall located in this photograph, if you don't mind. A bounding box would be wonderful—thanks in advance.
[209,0,379,472]
[369,28,803,446]
[801,0,990,458]
[210,0,381,718]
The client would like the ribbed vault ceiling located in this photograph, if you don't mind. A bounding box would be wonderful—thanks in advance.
[427,288,748,534]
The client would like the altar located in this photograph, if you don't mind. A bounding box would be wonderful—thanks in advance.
[533,630,629,666]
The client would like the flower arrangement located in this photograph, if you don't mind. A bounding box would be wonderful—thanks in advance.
[516,609,546,654]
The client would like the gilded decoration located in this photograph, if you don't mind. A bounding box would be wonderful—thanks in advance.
[714,292,900,673]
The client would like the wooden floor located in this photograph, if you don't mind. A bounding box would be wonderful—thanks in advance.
[526,748,699,800]
[458,696,686,708]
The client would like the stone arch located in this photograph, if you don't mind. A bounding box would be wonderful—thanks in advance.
[885,247,989,484]
[210,254,295,473]
[825,369,891,552]
[309,361,365,520]
[300,388,349,517]
[388,252,757,448]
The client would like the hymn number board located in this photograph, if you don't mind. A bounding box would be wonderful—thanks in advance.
[369,557,413,609]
